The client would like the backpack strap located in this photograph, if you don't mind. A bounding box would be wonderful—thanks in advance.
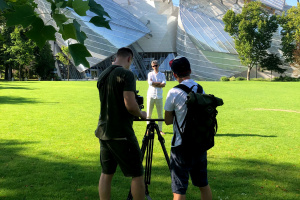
[97,65,121,89]
[171,83,203,146]
[174,83,203,94]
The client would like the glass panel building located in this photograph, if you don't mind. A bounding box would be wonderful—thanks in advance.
[36,0,291,80]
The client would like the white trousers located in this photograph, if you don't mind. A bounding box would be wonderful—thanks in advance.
[147,97,164,131]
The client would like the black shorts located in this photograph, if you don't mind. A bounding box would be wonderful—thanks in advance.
[170,145,208,195]
[100,137,143,177]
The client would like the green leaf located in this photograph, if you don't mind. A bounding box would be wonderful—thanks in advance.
[0,33,4,41]
[0,0,10,11]
[72,0,89,16]
[4,5,37,28]
[89,0,110,18]
[66,0,73,8]
[89,16,111,29]
[59,23,77,40]
[26,18,56,49]
[68,43,91,68]
[73,20,87,44]
[53,13,68,29]
[55,0,64,8]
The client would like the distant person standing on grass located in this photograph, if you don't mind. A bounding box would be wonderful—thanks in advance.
[147,60,166,134]
[164,56,212,200]
[95,47,146,200]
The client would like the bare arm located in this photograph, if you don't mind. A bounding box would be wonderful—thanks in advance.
[164,111,174,125]
[152,82,166,88]
[124,91,147,119]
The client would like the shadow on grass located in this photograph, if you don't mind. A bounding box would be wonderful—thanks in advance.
[0,139,172,200]
[0,86,35,90]
[0,139,298,200]
[0,96,41,104]
[217,133,277,137]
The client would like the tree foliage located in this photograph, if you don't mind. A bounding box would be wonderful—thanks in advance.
[32,42,55,80]
[260,53,285,74]
[279,3,300,71]
[0,17,55,80]
[0,0,111,68]
[1,25,37,79]
[222,1,280,80]
[56,45,71,80]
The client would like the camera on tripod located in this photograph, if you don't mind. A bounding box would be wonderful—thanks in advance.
[135,90,144,110]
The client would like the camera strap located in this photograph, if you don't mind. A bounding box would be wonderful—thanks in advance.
[97,65,122,89]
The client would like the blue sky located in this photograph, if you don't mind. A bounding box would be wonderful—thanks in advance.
[172,0,298,7]
[286,0,298,6]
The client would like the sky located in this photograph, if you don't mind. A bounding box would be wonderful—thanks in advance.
[286,0,298,6]
[172,0,298,7]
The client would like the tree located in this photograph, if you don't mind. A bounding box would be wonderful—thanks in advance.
[56,46,71,81]
[2,26,36,80]
[33,42,55,80]
[0,0,111,69]
[279,3,300,75]
[222,1,279,80]
[260,53,285,80]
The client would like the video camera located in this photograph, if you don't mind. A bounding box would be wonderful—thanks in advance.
[135,90,144,110]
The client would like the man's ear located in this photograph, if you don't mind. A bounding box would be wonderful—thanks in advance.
[173,73,178,78]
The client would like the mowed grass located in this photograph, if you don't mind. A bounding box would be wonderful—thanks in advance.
[0,81,299,200]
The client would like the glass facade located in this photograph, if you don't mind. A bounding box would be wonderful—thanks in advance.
[36,0,290,80]
[36,0,150,69]
[260,0,285,11]
[177,0,246,80]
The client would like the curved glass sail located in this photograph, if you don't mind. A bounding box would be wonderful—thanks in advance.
[36,0,151,68]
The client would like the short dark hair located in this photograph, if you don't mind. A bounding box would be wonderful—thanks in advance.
[170,56,191,78]
[116,47,133,58]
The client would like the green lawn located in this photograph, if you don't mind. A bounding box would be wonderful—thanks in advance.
[0,81,299,200]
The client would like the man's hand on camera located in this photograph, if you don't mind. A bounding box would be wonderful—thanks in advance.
[140,111,147,120]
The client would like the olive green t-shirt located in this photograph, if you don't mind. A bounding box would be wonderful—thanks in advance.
[95,65,136,140]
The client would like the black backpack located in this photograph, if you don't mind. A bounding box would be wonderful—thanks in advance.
[173,84,224,153]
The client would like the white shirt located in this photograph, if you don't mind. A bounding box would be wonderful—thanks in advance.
[147,71,166,99]
[164,79,205,147]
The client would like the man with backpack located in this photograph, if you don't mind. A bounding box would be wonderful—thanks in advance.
[164,56,213,200]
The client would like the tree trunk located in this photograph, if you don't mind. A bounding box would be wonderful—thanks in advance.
[9,66,12,81]
[5,66,9,80]
[68,65,69,81]
[19,66,21,81]
[247,65,251,81]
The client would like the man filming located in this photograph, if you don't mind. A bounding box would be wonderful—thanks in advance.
[95,47,146,200]
[164,57,212,200]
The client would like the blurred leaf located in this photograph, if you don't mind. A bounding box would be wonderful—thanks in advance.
[0,34,3,41]
[90,16,111,29]
[53,13,68,29]
[59,23,77,40]
[66,0,73,8]
[68,43,91,67]
[73,20,87,44]
[89,0,110,18]
[26,18,56,49]
[0,0,9,11]
[72,0,89,16]
[4,5,37,28]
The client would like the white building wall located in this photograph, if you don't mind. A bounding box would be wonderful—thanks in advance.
[113,0,178,52]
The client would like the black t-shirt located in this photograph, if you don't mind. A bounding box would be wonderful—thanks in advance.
[95,65,136,140]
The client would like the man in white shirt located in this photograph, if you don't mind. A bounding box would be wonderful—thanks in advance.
[147,60,166,135]
[164,57,212,200]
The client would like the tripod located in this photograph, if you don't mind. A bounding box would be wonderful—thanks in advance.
[127,119,170,200]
